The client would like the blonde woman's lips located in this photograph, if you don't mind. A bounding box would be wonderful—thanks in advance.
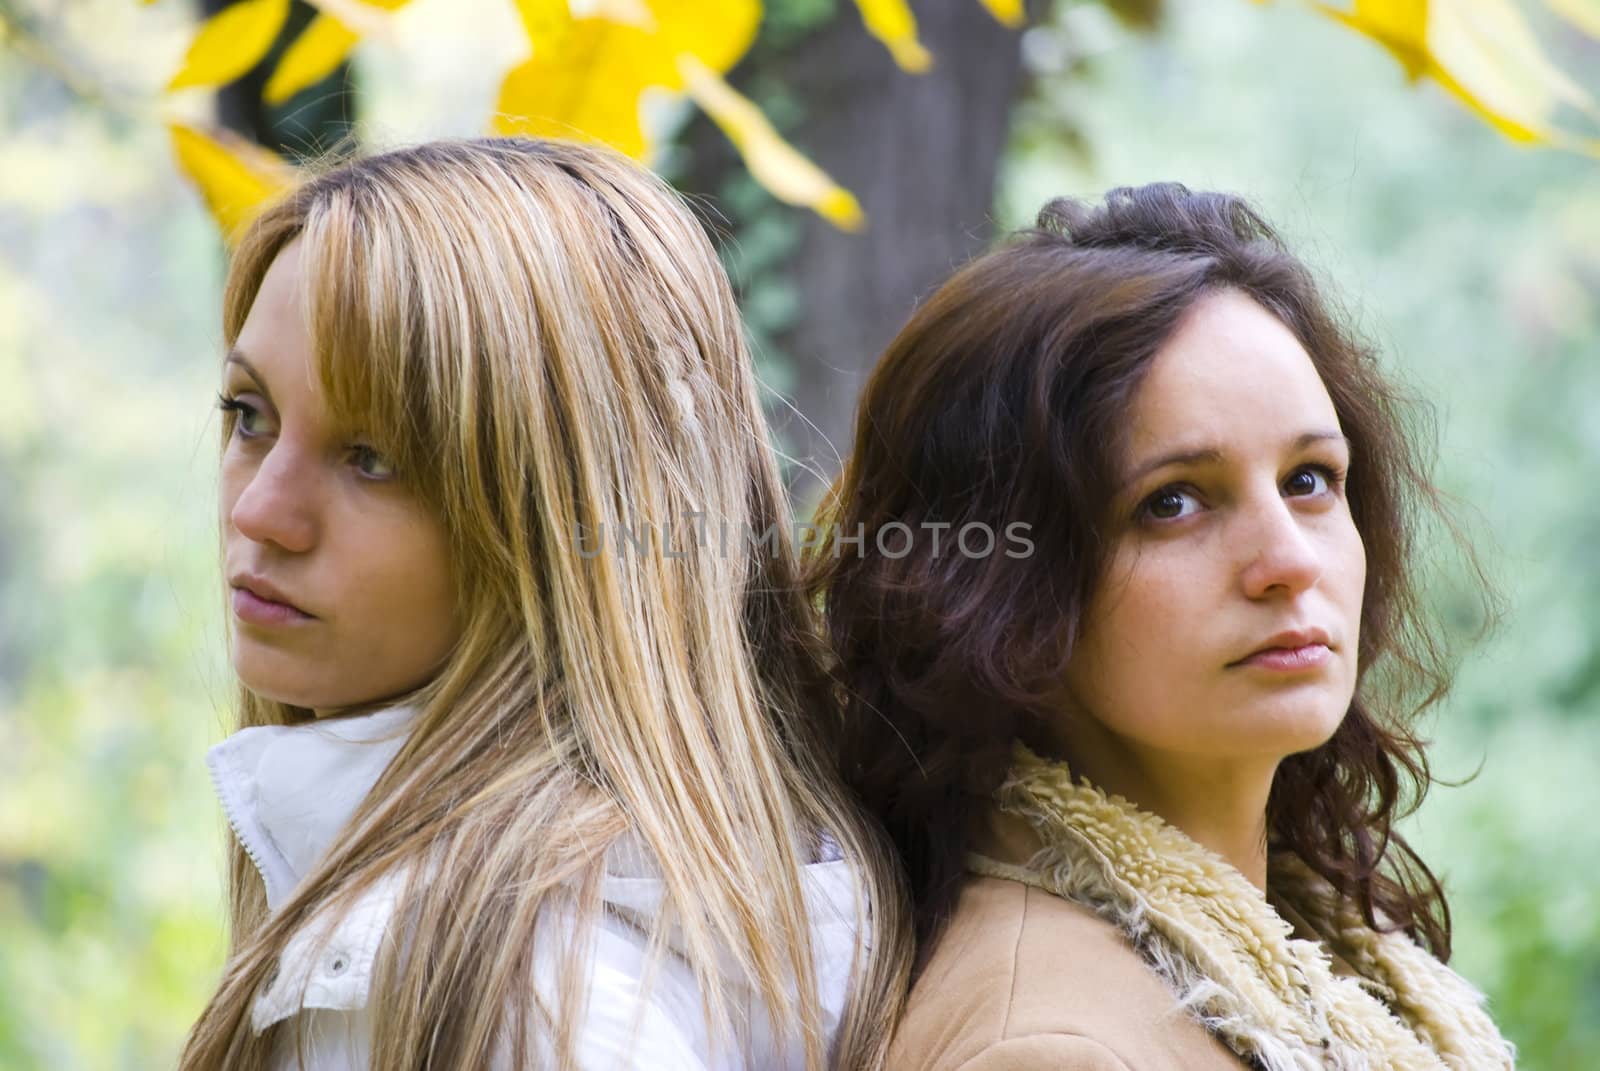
[231,584,315,626]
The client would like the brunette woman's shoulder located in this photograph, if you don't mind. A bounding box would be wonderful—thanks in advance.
[886,876,1244,1071]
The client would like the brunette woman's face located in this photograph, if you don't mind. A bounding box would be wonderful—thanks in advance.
[219,240,462,715]
[1060,288,1366,764]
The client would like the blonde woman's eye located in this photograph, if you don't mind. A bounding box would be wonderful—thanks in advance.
[351,444,396,481]
[217,393,267,438]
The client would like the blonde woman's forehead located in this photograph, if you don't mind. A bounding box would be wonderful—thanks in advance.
[230,243,315,398]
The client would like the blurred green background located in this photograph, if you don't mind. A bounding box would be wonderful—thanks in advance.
[1,0,1596,1066]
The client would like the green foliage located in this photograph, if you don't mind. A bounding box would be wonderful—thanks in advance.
[762,0,840,43]
[712,169,806,397]
[0,0,1594,1066]
[0,34,233,1063]
[665,5,829,403]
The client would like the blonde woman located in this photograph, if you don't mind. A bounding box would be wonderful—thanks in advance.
[180,138,909,1070]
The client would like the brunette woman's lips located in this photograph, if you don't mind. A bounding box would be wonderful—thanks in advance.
[1234,644,1331,672]
[231,585,315,626]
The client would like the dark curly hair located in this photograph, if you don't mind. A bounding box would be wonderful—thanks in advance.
[808,182,1490,970]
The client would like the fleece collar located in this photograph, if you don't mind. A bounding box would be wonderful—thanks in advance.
[968,743,1515,1071]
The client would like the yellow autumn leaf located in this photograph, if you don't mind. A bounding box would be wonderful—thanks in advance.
[1314,0,1428,79]
[168,122,297,242]
[264,16,358,104]
[1431,0,1595,118]
[510,0,573,49]
[1313,0,1600,150]
[166,0,290,91]
[646,0,761,76]
[975,0,1026,28]
[493,0,758,158]
[1546,0,1600,40]
[593,0,654,25]
[855,0,933,72]
[493,17,676,158]
[302,0,401,39]
[263,0,410,104]
[523,0,757,81]
[679,55,864,231]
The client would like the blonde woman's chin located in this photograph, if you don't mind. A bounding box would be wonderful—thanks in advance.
[229,656,355,716]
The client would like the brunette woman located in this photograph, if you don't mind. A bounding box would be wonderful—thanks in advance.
[810,184,1514,1070]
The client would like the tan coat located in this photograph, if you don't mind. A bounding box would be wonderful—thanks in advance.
[891,748,1515,1071]
[889,875,1247,1070]
[888,812,1362,1071]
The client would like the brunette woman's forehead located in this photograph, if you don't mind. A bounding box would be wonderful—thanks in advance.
[1115,430,1351,488]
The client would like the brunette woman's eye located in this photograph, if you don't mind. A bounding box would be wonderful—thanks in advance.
[1141,486,1200,522]
[1283,464,1344,497]
[217,393,266,438]
[350,443,397,481]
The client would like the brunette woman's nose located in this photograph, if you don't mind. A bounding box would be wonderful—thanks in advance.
[1238,498,1322,600]
[227,448,317,554]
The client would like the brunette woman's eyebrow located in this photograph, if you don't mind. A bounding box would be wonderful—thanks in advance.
[1122,430,1349,489]
[224,350,275,406]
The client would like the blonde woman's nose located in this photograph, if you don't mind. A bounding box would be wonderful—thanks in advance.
[226,447,318,554]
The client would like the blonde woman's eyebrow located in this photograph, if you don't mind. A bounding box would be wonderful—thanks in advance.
[224,349,276,407]
[1120,429,1349,491]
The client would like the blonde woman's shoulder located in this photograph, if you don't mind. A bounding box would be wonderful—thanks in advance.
[546,830,867,1070]
[253,839,864,1071]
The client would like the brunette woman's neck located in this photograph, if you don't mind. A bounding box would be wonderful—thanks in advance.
[1028,723,1275,895]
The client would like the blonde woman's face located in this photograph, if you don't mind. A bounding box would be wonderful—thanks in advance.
[219,240,462,715]
[1061,288,1367,764]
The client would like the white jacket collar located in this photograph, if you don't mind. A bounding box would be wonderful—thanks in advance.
[206,703,868,1059]
[206,704,417,911]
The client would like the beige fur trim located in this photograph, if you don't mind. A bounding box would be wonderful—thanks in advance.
[966,744,1515,1071]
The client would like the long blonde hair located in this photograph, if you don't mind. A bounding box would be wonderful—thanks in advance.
[181,137,909,1070]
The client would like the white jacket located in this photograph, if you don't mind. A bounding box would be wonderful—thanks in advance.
[205,705,867,1069]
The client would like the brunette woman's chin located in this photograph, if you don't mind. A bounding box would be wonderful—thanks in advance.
[1226,691,1351,763]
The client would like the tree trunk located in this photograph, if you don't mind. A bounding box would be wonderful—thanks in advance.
[676,2,1030,507]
